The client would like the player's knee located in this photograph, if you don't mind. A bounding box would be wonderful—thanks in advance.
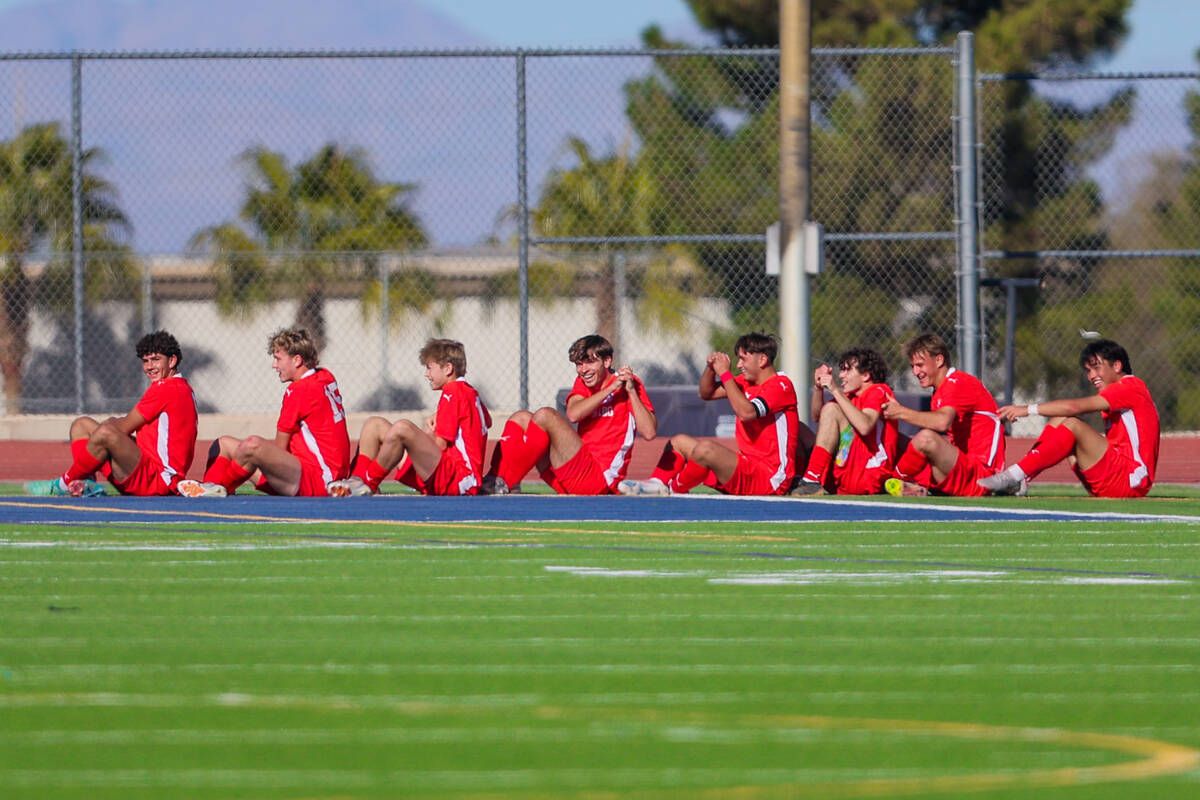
[819,401,845,424]
[235,436,267,461]
[531,407,564,429]
[690,440,719,466]
[89,421,123,449]
[69,416,97,441]
[508,409,533,426]
[910,429,940,455]
[384,419,419,446]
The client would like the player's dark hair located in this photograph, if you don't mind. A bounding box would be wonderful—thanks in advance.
[569,334,613,363]
[735,332,778,364]
[904,333,951,366]
[419,338,467,377]
[838,347,889,385]
[136,330,182,366]
[1080,339,1132,375]
[268,328,318,368]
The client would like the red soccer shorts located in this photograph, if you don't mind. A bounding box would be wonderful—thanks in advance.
[714,452,790,496]
[1073,446,1152,498]
[108,455,173,496]
[933,451,997,497]
[395,451,478,496]
[832,440,891,495]
[540,446,612,495]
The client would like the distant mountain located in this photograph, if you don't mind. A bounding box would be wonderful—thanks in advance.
[0,0,490,51]
[0,0,664,252]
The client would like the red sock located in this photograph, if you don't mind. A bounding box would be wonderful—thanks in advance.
[62,438,104,483]
[895,444,928,481]
[1017,424,1076,480]
[669,459,710,494]
[349,453,370,481]
[650,447,685,484]
[488,419,525,477]
[803,445,833,484]
[223,458,253,491]
[360,457,390,493]
[499,420,549,487]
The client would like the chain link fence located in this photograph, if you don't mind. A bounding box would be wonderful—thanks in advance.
[980,70,1200,432]
[2,46,1196,430]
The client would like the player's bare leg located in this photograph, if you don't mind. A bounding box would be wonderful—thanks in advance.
[792,401,845,496]
[980,415,1108,495]
[531,407,582,470]
[886,428,955,497]
[86,420,144,485]
[480,410,536,494]
[235,436,303,497]
[377,419,443,480]
[26,416,109,497]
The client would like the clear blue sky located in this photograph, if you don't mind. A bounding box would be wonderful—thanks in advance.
[0,0,1193,66]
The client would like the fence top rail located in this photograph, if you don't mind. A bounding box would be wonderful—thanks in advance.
[0,44,957,61]
[981,69,1200,82]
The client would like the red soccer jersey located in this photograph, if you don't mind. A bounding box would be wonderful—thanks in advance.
[931,368,1005,469]
[133,374,198,490]
[278,368,351,486]
[1099,374,1159,486]
[434,378,493,489]
[567,375,656,488]
[732,372,800,491]
[842,382,900,472]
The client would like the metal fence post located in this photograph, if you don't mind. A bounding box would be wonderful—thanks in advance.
[516,50,530,411]
[955,32,981,375]
[70,53,84,414]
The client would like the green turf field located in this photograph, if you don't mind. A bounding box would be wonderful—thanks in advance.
[3,504,1200,798]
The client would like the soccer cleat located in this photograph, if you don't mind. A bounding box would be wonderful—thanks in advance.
[326,476,373,497]
[25,478,71,496]
[884,478,928,497]
[977,470,1029,497]
[66,479,106,497]
[617,478,671,496]
[789,480,827,497]
[177,480,228,498]
[478,475,511,496]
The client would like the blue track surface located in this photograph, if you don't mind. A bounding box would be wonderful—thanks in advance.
[0,494,1191,525]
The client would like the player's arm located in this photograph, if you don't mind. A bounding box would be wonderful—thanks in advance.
[429,410,453,451]
[273,429,292,449]
[996,394,1109,422]
[883,400,955,433]
[564,375,618,423]
[109,407,148,435]
[617,367,658,441]
[699,352,730,401]
[828,383,879,437]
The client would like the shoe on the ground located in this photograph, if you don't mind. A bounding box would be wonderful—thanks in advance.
[25,478,71,496]
[25,478,106,497]
[177,480,228,498]
[67,479,106,497]
[789,480,827,497]
[617,478,671,496]
[326,476,373,497]
[479,475,510,496]
[977,469,1029,497]
[884,477,929,497]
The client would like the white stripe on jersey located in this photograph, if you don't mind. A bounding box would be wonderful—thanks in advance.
[770,411,790,490]
[1119,408,1150,488]
[865,417,888,470]
[978,409,1003,468]
[602,414,638,488]
[156,411,175,486]
[299,420,335,485]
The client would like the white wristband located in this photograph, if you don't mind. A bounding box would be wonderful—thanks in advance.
[1027,403,1039,417]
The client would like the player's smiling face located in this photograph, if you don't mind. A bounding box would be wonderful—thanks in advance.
[141,352,176,381]
[272,348,304,383]
[909,350,942,388]
[1084,356,1122,390]
[736,349,768,383]
[839,361,867,394]
[574,353,612,389]
[425,360,454,391]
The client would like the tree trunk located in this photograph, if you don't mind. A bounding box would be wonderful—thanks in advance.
[0,262,32,414]
[595,254,618,349]
[295,283,326,355]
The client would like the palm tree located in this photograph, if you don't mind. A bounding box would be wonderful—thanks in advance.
[190,143,429,350]
[0,122,132,412]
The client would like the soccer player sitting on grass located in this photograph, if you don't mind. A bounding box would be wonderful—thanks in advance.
[177,328,350,498]
[791,347,899,496]
[327,338,491,497]
[480,334,655,495]
[26,330,198,497]
[880,333,1004,497]
[978,339,1159,497]
[619,331,798,496]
